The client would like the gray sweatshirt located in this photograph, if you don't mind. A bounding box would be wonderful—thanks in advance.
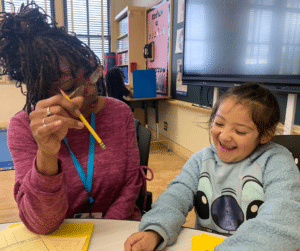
[139,142,300,251]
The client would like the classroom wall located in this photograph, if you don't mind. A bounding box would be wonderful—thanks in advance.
[147,100,211,158]
[0,82,26,126]
[118,0,212,155]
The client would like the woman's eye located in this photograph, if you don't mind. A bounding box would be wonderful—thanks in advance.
[236,130,246,135]
[65,86,76,93]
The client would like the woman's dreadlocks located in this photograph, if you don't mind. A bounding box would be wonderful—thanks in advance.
[0,1,101,114]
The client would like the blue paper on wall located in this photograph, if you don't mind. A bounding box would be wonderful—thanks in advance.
[0,129,14,170]
[133,70,156,98]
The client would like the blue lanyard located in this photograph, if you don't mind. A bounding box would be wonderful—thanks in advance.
[63,112,96,206]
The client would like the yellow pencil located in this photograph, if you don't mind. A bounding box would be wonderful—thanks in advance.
[60,89,106,149]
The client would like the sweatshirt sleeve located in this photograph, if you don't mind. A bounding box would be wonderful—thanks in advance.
[103,111,142,220]
[138,153,202,250]
[7,113,68,234]
[215,149,300,251]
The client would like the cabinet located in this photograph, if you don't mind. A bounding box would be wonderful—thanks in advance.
[114,6,147,89]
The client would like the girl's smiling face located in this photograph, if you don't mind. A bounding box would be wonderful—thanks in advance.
[211,97,266,163]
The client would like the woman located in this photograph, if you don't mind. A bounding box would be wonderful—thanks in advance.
[0,2,143,234]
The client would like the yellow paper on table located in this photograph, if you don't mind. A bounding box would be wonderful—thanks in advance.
[4,222,94,251]
[191,234,225,251]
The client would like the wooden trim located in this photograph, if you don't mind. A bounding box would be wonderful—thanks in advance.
[167,0,173,98]
[54,0,64,27]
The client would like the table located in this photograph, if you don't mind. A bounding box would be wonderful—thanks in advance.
[124,95,170,141]
[0,219,224,251]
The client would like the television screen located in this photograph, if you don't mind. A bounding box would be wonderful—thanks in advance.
[119,66,129,85]
[183,0,300,89]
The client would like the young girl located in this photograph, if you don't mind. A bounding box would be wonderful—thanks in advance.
[125,83,300,251]
[106,67,133,102]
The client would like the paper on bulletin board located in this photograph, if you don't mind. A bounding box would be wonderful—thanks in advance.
[175,28,184,53]
[147,0,170,95]
[177,0,185,23]
[176,59,187,96]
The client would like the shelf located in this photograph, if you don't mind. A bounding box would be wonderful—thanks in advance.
[114,6,147,89]
[117,34,128,40]
[115,6,128,21]
[116,49,128,54]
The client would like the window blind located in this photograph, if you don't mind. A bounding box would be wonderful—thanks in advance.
[64,0,111,64]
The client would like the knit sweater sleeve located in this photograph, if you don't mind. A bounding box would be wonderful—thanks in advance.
[7,111,68,234]
[214,147,300,251]
[138,152,203,250]
[103,108,142,220]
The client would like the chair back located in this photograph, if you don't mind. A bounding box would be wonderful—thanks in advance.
[134,119,151,167]
[271,135,300,171]
[134,119,152,213]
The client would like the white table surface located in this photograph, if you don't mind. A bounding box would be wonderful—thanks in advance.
[0,218,224,251]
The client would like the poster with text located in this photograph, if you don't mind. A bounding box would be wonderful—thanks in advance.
[177,0,185,23]
[176,59,187,96]
[147,0,170,95]
[175,28,184,53]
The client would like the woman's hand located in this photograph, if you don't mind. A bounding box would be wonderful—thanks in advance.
[124,231,162,251]
[29,94,85,175]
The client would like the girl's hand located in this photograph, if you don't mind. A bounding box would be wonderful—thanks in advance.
[124,231,162,251]
[29,94,85,157]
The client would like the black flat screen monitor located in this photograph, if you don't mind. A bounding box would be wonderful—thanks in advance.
[119,66,129,85]
[182,0,300,88]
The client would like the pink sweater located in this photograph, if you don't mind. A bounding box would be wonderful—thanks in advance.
[7,97,143,234]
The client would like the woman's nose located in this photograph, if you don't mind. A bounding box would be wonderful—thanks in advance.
[84,82,97,96]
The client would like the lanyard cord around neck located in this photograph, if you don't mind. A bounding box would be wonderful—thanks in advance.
[63,112,96,206]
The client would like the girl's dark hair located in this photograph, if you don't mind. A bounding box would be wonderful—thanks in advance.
[105,67,124,97]
[209,83,281,138]
[0,2,100,114]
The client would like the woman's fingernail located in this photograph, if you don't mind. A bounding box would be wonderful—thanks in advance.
[78,121,84,128]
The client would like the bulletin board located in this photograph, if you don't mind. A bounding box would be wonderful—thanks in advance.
[146,0,171,95]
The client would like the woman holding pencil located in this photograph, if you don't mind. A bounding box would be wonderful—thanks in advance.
[0,2,145,234]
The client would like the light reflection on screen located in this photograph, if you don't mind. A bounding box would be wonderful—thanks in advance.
[184,0,300,76]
